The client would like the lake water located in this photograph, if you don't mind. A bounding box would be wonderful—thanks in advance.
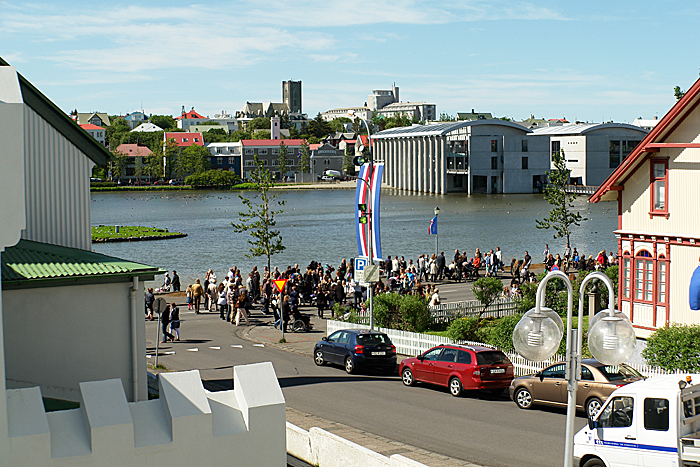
[91,188,618,287]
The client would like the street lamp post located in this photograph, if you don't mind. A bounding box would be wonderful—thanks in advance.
[513,271,636,467]
[434,206,440,257]
[349,111,376,331]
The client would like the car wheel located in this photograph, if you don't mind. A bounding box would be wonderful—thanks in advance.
[586,397,603,419]
[345,356,355,374]
[449,377,463,397]
[402,368,415,386]
[314,349,325,366]
[515,387,533,409]
[582,457,605,467]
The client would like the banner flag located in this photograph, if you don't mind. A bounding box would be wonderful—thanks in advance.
[428,215,438,235]
[355,163,384,262]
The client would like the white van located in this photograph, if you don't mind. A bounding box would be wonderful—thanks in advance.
[574,374,700,467]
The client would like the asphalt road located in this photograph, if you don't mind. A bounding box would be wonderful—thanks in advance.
[147,307,586,467]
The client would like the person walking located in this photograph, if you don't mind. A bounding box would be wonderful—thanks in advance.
[171,270,181,292]
[437,251,446,280]
[169,303,180,341]
[144,287,155,320]
[191,279,204,313]
[217,283,228,320]
[226,283,236,322]
[185,284,193,310]
[234,288,250,326]
[160,303,174,343]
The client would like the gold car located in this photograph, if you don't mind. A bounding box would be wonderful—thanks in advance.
[509,359,644,418]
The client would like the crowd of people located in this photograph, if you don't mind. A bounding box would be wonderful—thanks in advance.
[145,242,617,337]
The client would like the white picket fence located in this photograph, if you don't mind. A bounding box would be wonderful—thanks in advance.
[326,320,677,378]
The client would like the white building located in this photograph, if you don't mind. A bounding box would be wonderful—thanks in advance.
[320,106,372,122]
[373,120,550,194]
[79,123,106,146]
[632,117,661,131]
[0,58,286,467]
[131,122,163,133]
[375,101,436,122]
[531,123,648,186]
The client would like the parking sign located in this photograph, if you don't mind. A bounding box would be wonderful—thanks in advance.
[354,257,368,283]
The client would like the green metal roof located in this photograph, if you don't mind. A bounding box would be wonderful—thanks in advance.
[2,240,162,288]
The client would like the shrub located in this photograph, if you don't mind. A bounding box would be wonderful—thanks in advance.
[185,169,240,188]
[398,294,431,332]
[473,277,505,319]
[371,293,403,329]
[446,317,485,342]
[642,324,700,372]
[484,314,522,352]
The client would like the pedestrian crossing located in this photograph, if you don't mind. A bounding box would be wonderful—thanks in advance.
[146,342,265,357]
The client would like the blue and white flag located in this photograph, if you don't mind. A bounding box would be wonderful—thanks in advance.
[428,215,438,235]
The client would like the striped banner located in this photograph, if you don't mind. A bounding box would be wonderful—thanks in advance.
[355,163,384,261]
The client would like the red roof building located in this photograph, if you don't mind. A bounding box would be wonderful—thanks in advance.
[116,143,153,158]
[164,132,204,147]
[175,109,207,120]
[240,139,306,147]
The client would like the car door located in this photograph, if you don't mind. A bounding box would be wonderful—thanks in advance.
[577,365,596,409]
[433,347,458,386]
[322,331,342,363]
[532,363,566,405]
[593,395,638,467]
[412,347,443,383]
[333,332,352,363]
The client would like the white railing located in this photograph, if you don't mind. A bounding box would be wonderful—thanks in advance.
[429,297,520,322]
[327,320,679,378]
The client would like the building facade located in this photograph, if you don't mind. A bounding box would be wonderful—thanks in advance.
[320,106,372,122]
[205,142,242,177]
[532,123,648,186]
[175,107,207,131]
[240,139,305,180]
[373,120,550,194]
[591,77,700,339]
[310,143,345,178]
[375,101,436,122]
[79,123,106,146]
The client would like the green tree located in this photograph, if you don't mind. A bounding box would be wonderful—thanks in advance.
[535,150,587,245]
[343,144,355,175]
[174,145,210,179]
[149,115,176,131]
[252,130,271,140]
[248,117,271,131]
[229,130,252,142]
[642,324,700,372]
[134,157,144,181]
[299,140,311,174]
[307,113,333,139]
[674,86,686,101]
[278,141,288,179]
[439,113,456,122]
[110,149,129,182]
[472,277,505,320]
[231,155,286,273]
[203,127,228,143]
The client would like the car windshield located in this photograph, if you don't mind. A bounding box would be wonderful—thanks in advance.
[356,333,390,346]
[476,351,510,365]
[598,364,643,381]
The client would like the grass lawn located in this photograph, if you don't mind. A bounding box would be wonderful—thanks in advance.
[92,225,185,242]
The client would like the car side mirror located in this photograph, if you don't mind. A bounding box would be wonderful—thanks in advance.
[537,372,544,381]
[588,417,597,430]
[418,355,425,361]
[322,336,328,341]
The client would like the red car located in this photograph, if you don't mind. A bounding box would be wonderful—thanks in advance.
[399,344,514,397]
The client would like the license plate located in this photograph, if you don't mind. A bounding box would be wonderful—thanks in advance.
[491,368,505,374]
[371,351,386,356]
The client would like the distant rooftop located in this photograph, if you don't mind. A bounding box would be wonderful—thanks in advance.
[530,122,648,135]
[374,119,531,139]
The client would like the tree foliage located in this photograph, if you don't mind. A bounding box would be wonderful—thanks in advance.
[202,127,229,143]
[248,117,271,131]
[278,141,288,178]
[110,150,129,181]
[231,155,286,273]
[149,115,177,131]
[439,113,456,122]
[674,86,686,101]
[299,140,311,174]
[185,169,240,187]
[343,144,355,175]
[307,113,333,139]
[371,293,430,332]
[535,150,587,245]
[174,144,210,179]
[473,277,505,319]
[643,324,700,372]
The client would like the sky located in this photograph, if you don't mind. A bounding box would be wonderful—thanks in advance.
[2,0,699,123]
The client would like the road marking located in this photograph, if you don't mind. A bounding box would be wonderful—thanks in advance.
[187,348,199,352]
[253,344,265,347]
[209,346,221,350]
[146,355,152,358]
[231,345,243,348]
[164,351,176,355]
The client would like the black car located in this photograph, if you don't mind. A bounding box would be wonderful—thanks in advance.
[314,329,397,374]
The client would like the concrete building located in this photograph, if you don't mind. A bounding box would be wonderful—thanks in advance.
[632,117,661,131]
[368,84,400,111]
[240,139,305,180]
[320,106,372,122]
[375,101,436,122]
[79,123,106,146]
[373,120,550,194]
[0,59,287,467]
[591,76,700,339]
[531,123,648,186]
[283,80,302,113]
[164,132,204,149]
